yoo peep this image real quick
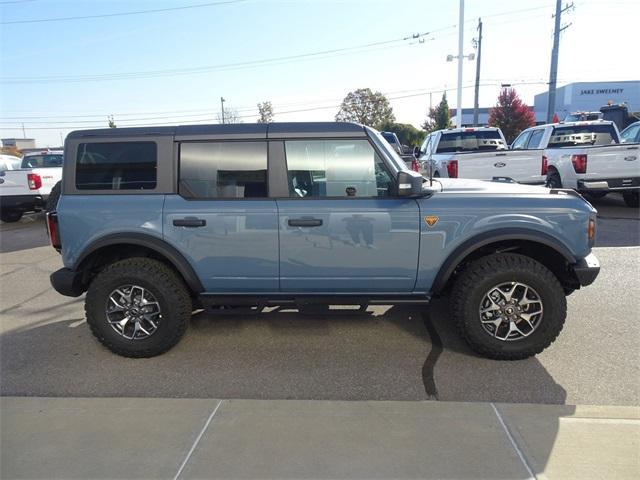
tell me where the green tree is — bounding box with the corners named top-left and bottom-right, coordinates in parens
top-left (257, 101), bottom-right (274, 123)
top-left (488, 88), bottom-right (536, 143)
top-left (422, 93), bottom-right (451, 132)
top-left (378, 121), bottom-right (425, 147)
top-left (335, 88), bottom-right (395, 128)
top-left (108, 115), bottom-right (116, 128)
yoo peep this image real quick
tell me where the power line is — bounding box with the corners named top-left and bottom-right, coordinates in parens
top-left (0, 30), bottom-right (449, 84)
top-left (0, 0), bottom-right (246, 25)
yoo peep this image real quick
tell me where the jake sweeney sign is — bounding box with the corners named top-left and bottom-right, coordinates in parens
top-left (580, 88), bottom-right (624, 95)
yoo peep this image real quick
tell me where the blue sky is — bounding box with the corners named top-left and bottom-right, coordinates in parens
top-left (1, 0), bottom-right (638, 146)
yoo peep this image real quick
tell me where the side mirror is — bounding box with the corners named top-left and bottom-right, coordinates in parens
top-left (413, 146), bottom-right (421, 157)
top-left (397, 170), bottom-right (424, 197)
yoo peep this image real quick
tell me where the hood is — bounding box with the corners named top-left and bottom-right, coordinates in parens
top-left (434, 177), bottom-right (550, 195)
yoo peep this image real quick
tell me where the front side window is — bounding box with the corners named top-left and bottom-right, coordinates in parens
top-left (179, 141), bottom-right (268, 199)
top-left (76, 142), bottom-right (157, 190)
top-left (526, 129), bottom-right (545, 149)
top-left (285, 139), bottom-right (392, 198)
top-left (22, 154), bottom-right (63, 169)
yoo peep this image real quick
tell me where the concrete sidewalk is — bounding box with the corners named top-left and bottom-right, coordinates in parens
top-left (1, 398), bottom-right (638, 480)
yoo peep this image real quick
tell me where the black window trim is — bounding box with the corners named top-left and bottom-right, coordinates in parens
top-left (176, 139), bottom-right (271, 201)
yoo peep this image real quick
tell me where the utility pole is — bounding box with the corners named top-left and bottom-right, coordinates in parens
top-left (220, 97), bottom-right (226, 124)
top-left (455, 0), bottom-right (464, 128)
top-left (22, 123), bottom-right (26, 138)
top-left (472, 18), bottom-right (483, 126)
top-left (546, 0), bottom-right (573, 123)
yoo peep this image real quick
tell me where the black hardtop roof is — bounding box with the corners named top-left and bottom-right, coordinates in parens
top-left (66, 122), bottom-right (366, 139)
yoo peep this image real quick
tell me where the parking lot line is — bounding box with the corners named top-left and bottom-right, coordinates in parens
top-left (174, 399), bottom-right (224, 480)
top-left (491, 402), bottom-right (536, 480)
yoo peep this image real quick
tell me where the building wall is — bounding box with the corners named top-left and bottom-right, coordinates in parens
top-left (1, 138), bottom-right (36, 149)
top-left (534, 81), bottom-right (640, 121)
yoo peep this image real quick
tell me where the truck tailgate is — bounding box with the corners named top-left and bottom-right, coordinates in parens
top-left (457, 150), bottom-right (545, 184)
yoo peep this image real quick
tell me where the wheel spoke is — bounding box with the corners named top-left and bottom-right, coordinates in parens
top-left (520, 310), bottom-right (542, 322)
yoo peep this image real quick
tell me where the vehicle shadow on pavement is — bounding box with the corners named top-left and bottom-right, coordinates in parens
top-left (0, 308), bottom-right (573, 479)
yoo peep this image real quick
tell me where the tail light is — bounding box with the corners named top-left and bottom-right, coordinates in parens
top-left (447, 160), bottom-right (458, 178)
top-left (46, 212), bottom-right (61, 250)
top-left (541, 155), bottom-right (548, 175)
top-left (27, 173), bottom-right (42, 190)
top-left (571, 154), bottom-right (588, 174)
top-left (411, 158), bottom-right (420, 172)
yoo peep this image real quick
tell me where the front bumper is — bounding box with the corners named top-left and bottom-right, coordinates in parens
top-left (50, 268), bottom-right (85, 297)
top-left (571, 252), bottom-right (600, 287)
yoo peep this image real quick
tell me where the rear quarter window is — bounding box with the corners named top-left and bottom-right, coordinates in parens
top-left (75, 142), bottom-right (157, 190)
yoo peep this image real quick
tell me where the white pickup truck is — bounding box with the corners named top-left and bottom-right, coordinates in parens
top-left (0, 150), bottom-right (63, 222)
top-left (417, 121), bottom-right (623, 185)
top-left (544, 141), bottom-right (639, 207)
top-left (416, 127), bottom-right (512, 180)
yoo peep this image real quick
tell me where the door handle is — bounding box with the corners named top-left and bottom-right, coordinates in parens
top-left (288, 217), bottom-right (323, 227)
top-left (173, 217), bottom-right (206, 227)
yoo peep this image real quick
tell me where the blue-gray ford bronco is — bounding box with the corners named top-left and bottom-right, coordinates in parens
top-left (47, 122), bottom-right (600, 359)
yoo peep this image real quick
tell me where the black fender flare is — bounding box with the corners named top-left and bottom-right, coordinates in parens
top-left (73, 232), bottom-right (204, 293)
top-left (431, 228), bottom-right (576, 294)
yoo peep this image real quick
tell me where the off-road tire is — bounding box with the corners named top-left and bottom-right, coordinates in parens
top-left (622, 191), bottom-right (639, 208)
top-left (450, 253), bottom-right (566, 360)
top-left (545, 169), bottom-right (562, 189)
top-left (0, 210), bottom-right (23, 223)
top-left (46, 180), bottom-right (61, 212)
top-left (85, 257), bottom-right (191, 358)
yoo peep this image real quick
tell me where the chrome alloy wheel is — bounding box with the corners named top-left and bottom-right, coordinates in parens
top-left (106, 285), bottom-right (162, 340)
top-left (479, 282), bottom-right (543, 341)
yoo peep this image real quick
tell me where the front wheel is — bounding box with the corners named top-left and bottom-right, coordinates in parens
top-left (622, 191), bottom-right (639, 208)
top-left (85, 257), bottom-right (192, 357)
top-left (450, 253), bottom-right (567, 360)
top-left (0, 210), bottom-right (23, 223)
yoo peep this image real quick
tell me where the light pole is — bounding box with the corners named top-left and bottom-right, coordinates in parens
top-left (447, 0), bottom-right (475, 128)
top-left (220, 97), bottom-right (226, 124)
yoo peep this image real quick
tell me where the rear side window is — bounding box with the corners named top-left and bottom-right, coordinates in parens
top-left (22, 154), bottom-right (63, 168)
top-left (179, 141), bottom-right (268, 199)
top-left (76, 142), bottom-right (157, 190)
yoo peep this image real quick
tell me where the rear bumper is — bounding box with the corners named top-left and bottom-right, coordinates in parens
top-left (50, 268), bottom-right (85, 297)
top-left (571, 253), bottom-right (600, 287)
top-left (0, 194), bottom-right (44, 211)
top-left (578, 177), bottom-right (640, 192)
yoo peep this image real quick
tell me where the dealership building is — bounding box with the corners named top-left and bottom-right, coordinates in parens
top-left (534, 80), bottom-right (640, 121)
top-left (454, 80), bottom-right (639, 126)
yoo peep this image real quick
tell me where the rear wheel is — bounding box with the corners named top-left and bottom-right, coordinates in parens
top-left (0, 210), bottom-right (23, 223)
top-left (451, 253), bottom-right (566, 360)
top-left (545, 169), bottom-right (562, 189)
top-left (622, 191), bottom-right (639, 208)
top-left (85, 257), bottom-right (192, 357)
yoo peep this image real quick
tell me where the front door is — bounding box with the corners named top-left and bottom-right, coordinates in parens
top-left (163, 140), bottom-right (279, 293)
top-left (277, 138), bottom-right (420, 293)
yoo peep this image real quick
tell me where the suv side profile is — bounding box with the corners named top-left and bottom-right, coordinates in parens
top-left (48, 122), bottom-right (599, 359)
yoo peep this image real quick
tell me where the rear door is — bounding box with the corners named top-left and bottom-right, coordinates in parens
top-left (163, 140), bottom-right (279, 293)
top-left (275, 137), bottom-right (420, 293)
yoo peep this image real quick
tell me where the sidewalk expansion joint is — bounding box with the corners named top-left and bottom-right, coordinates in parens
top-left (490, 402), bottom-right (536, 480)
top-left (173, 399), bottom-right (224, 480)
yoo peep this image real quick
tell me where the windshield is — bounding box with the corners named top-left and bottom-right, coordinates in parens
top-left (436, 130), bottom-right (506, 153)
top-left (550, 124), bottom-right (619, 147)
top-left (21, 154), bottom-right (64, 168)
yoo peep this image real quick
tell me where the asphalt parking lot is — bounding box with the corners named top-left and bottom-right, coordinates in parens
top-left (1, 194), bottom-right (638, 405)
